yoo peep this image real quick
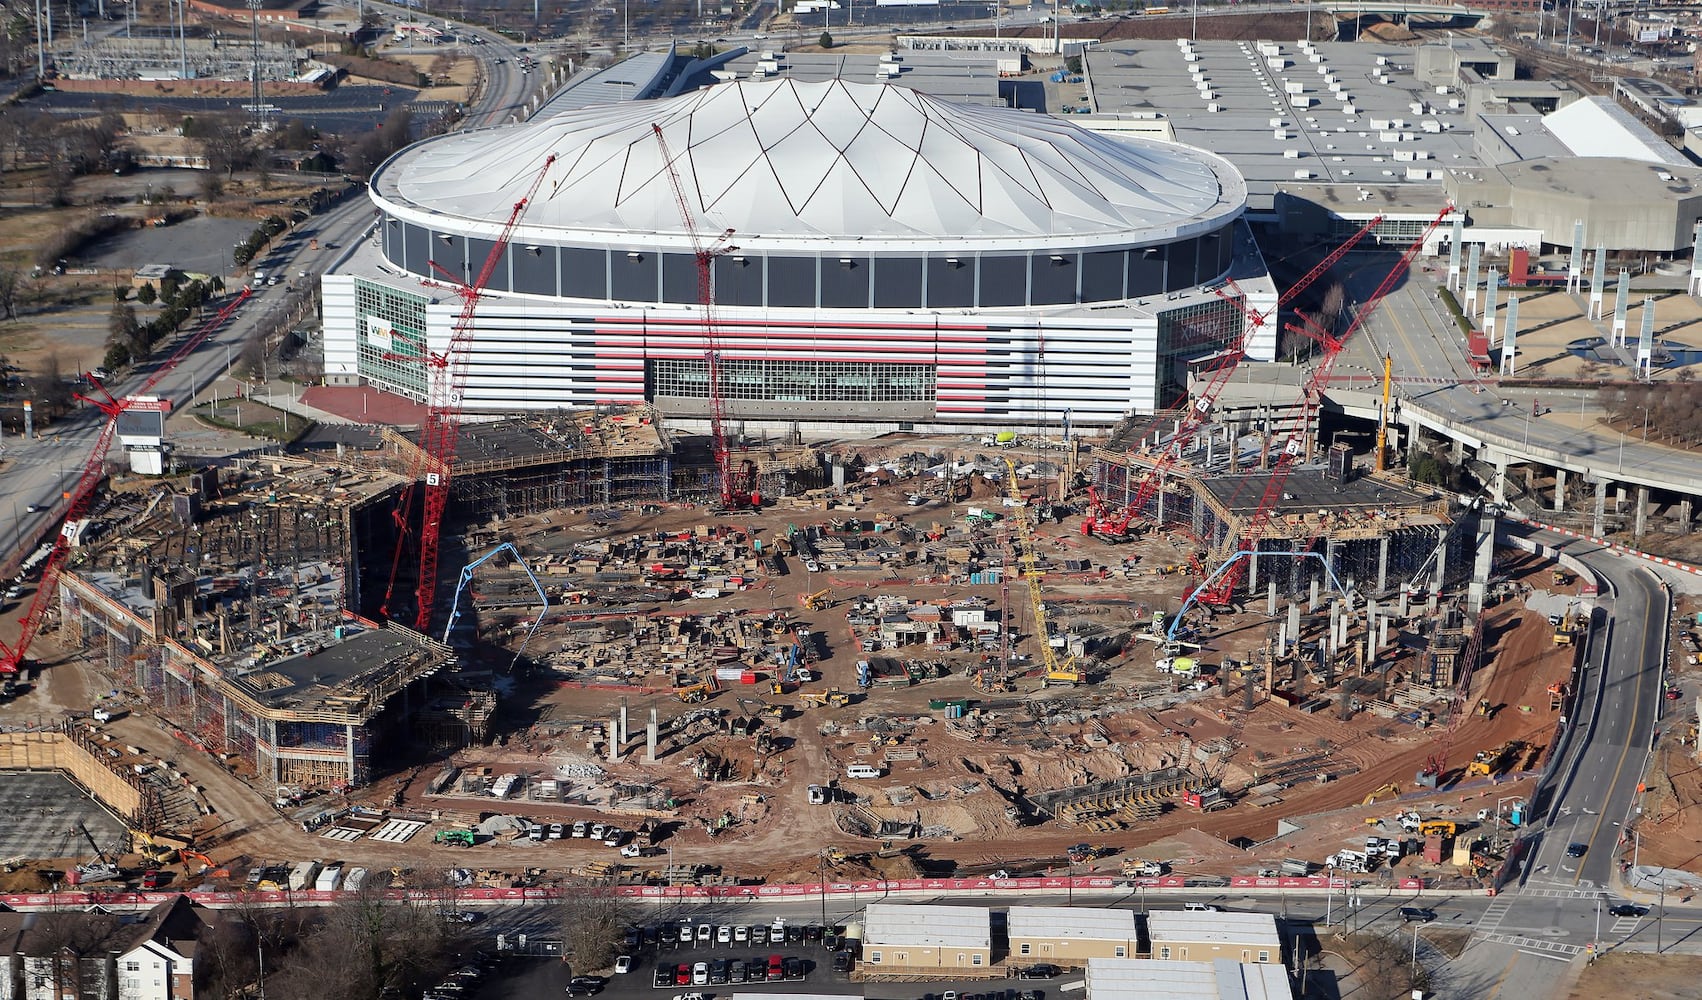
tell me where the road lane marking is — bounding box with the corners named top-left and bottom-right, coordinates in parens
top-left (1573, 579), bottom-right (1654, 886)
top-left (1483, 949), bottom-right (1522, 1000)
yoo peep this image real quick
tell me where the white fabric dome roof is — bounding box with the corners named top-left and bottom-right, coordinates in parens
top-left (379, 78), bottom-right (1243, 249)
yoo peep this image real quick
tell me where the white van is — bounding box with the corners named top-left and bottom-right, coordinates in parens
top-left (845, 764), bottom-right (884, 779)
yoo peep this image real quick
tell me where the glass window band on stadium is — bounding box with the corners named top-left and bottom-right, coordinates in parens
top-left (376, 216), bottom-right (1238, 310)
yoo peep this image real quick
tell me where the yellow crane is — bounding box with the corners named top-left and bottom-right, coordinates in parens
top-left (1004, 458), bottom-right (1079, 685)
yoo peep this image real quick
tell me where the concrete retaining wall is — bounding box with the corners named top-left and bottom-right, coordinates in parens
top-left (0, 730), bottom-right (144, 822)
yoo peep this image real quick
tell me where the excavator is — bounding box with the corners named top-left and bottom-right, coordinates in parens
top-left (180, 849), bottom-right (230, 879)
top-left (801, 589), bottom-right (833, 611)
top-left (1362, 782), bottom-right (1400, 806)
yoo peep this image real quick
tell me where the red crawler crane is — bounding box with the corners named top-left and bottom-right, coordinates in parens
top-left (0, 288), bottom-right (252, 674)
top-left (651, 123), bottom-right (753, 510)
top-left (381, 155), bottom-right (557, 631)
top-left (1088, 215), bottom-right (1385, 542)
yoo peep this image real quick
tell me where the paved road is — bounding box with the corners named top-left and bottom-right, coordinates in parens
top-left (1335, 264), bottom-right (1702, 498)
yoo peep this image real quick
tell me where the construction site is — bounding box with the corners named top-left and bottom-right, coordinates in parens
top-left (0, 174), bottom-right (1594, 901)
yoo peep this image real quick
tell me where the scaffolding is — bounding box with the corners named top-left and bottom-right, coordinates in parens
top-left (60, 35), bottom-right (310, 83)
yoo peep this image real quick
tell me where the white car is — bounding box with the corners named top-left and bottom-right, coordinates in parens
top-left (613, 956), bottom-right (632, 975)
top-left (716, 925), bottom-right (732, 945)
top-left (733, 925), bottom-right (750, 943)
top-left (692, 963), bottom-right (709, 986)
top-left (619, 844), bottom-right (643, 858)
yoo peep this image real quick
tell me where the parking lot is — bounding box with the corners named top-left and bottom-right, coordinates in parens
top-left (468, 916), bottom-right (1069, 1000)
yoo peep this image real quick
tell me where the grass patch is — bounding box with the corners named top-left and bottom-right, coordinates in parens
top-left (193, 397), bottom-right (313, 443)
top-left (1437, 286), bottom-right (1471, 334)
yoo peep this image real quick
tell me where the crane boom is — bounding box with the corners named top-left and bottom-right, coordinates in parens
top-left (1, 287), bottom-right (252, 674)
top-left (1092, 215), bottom-right (1385, 541)
top-left (384, 155), bottom-right (556, 632)
top-left (1194, 205), bottom-right (1453, 606)
top-left (1005, 458), bottom-right (1078, 684)
top-left (651, 123), bottom-right (749, 510)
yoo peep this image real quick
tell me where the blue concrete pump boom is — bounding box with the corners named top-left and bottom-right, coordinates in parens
top-left (442, 543), bottom-right (551, 668)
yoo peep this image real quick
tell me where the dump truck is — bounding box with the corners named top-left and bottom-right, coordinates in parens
top-left (799, 689), bottom-right (851, 709)
top-left (1121, 859), bottom-right (1167, 877)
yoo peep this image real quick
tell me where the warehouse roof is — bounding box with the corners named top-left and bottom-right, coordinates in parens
top-left (1145, 910), bottom-right (1281, 949)
top-left (1008, 906), bottom-right (1136, 940)
top-left (1086, 958), bottom-right (1291, 1000)
top-left (864, 903), bottom-right (991, 949)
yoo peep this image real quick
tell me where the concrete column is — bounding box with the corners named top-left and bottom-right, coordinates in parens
top-left (1635, 486), bottom-right (1650, 538)
top-left (1156, 482), bottom-right (1166, 526)
top-left (1289, 602), bottom-right (1301, 644)
top-left (1491, 458), bottom-right (1508, 505)
top-left (1616, 485), bottom-right (1630, 513)
top-left (1398, 589), bottom-right (1409, 618)
top-left (347, 723), bottom-right (357, 783)
top-left (1267, 581), bottom-right (1278, 616)
top-left (646, 708), bottom-right (660, 763)
top-left (1378, 615), bottom-right (1390, 650)
top-left (1681, 498), bottom-right (1694, 536)
top-left (608, 715), bottom-right (621, 762)
top-left (620, 703), bottom-right (629, 744)
top-left (1594, 478), bottom-right (1608, 537)
top-left (1467, 508), bottom-right (1496, 614)
top-left (1553, 468), bottom-right (1566, 513)
top-left (1376, 535), bottom-right (1390, 594)
top-left (1365, 621), bottom-right (1375, 670)
top-left (1430, 530), bottom-right (1448, 595)
top-left (1310, 579), bottom-right (1320, 611)
top-left (1450, 438), bottom-right (1465, 464)
top-left (1248, 549), bottom-right (1259, 591)
top-left (1277, 620), bottom-right (1289, 658)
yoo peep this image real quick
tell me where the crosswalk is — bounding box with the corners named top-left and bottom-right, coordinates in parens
top-left (1609, 913), bottom-right (1644, 935)
top-left (1518, 887), bottom-right (1605, 900)
top-left (1477, 931), bottom-right (1586, 957)
top-left (1476, 894), bottom-right (1517, 936)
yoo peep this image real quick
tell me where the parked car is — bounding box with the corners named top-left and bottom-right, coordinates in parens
top-left (613, 956), bottom-right (632, 975)
top-left (1018, 965), bottom-right (1061, 980)
top-left (716, 925), bottom-right (733, 945)
top-left (654, 968), bottom-right (673, 988)
top-left (734, 925), bottom-right (750, 943)
top-left (565, 976), bottom-right (604, 996)
top-left (673, 964), bottom-right (690, 986)
top-left (691, 963), bottom-right (709, 986)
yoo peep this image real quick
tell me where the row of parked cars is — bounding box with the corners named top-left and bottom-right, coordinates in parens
top-left (652, 955), bottom-right (807, 989)
top-left (657, 920), bottom-right (834, 949)
top-left (528, 820), bottom-right (656, 856)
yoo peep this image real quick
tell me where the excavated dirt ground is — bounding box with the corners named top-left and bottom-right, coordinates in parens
top-left (0, 457), bottom-right (1607, 888)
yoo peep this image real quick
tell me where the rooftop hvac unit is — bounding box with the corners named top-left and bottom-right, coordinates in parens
top-left (1294, 169), bottom-right (1314, 179)
top-left (877, 62), bottom-right (899, 77)
top-left (1184, 52), bottom-right (1199, 62)
top-left (1292, 96), bottom-right (1313, 108)
top-left (1258, 41), bottom-right (1281, 57)
top-left (1268, 57), bottom-right (1288, 70)
top-left (1200, 90), bottom-right (1216, 101)
top-left (1285, 81), bottom-right (1306, 95)
top-left (1269, 117), bottom-right (1288, 127)
top-left (1310, 53), bottom-right (1324, 64)
top-left (1342, 104), bottom-right (1357, 115)
top-left (757, 59), bottom-right (779, 75)
top-left (1370, 118), bottom-right (1389, 130)
top-left (1207, 102), bottom-right (1222, 113)
top-left (1394, 149), bottom-right (1415, 162)
top-left (1421, 120), bottom-right (1442, 133)
top-left (1434, 85), bottom-right (1450, 95)
top-left (1284, 149), bottom-right (1302, 159)
top-left (1274, 128), bottom-right (1291, 139)
top-left (1177, 37), bottom-right (1192, 48)
top-left (1448, 98), bottom-right (1462, 109)
top-left (1376, 56), bottom-right (1388, 66)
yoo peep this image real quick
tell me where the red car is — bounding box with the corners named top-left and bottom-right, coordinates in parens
top-left (139, 870), bottom-right (163, 890)
top-left (674, 964), bottom-right (691, 986)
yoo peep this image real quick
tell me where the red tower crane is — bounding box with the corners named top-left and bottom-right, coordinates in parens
top-left (380, 155), bottom-right (557, 631)
top-left (0, 288), bottom-right (253, 675)
top-left (1193, 205), bottom-right (1453, 607)
top-left (1087, 214), bottom-right (1387, 542)
top-left (650, 123), bottom-right (752, 510)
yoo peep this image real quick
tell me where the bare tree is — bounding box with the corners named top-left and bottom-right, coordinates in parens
top-left (0, 266), bottom-right (23, 321)
top-left (555, 883), bottom-right (631, 973)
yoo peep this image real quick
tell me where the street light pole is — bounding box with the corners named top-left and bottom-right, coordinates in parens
top-left (1325, 865), bottom-right (1334, 927)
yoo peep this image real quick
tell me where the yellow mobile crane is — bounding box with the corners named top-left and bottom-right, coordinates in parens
top-left (1004, 458), bottom-right (1080, 685)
